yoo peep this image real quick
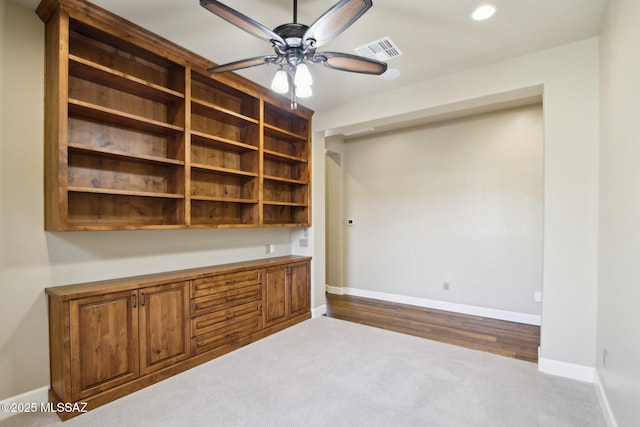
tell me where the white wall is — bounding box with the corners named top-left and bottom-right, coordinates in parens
top-left (340, 105), bottom-right (543, 316)
top-left (598, 0), bottom-right (640, 424)
top-left (315, 38), bottom-right (600, 369)
top-left (0, 1), bottom-right (299, 400)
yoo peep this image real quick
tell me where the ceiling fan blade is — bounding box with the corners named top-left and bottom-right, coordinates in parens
top-left (207, 55), bottom-right (279, 74)
top-left (303, 0), bottom-right (372, 48)
top-left (315, 51), bottom-right (387, 75)
top-left (200, 0), bottom-right (286, 46)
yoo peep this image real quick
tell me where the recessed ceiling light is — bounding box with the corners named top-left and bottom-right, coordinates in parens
top-left (471, 4), bottom-right (497, 21)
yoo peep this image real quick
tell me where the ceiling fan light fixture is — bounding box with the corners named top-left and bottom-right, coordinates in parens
top-left (271, 67), bottom-right (289, 94)
top-left (296, 84), bottom-right (313, 98)
top-left (471, 4), bottom-right (496, 21)
top-left (294, 63), bottom-right (313, 87)
top-left (201, 0), bottom-right (387, 109)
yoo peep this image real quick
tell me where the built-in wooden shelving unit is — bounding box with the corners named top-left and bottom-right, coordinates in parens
top-left (38, 0), bottom-right (312, 231)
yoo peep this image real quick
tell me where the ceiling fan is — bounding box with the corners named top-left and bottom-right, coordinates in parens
top-left (200, 0), bottom-right (388, 108)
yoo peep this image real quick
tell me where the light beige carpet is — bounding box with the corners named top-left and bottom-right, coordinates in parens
top-left (2, 316), bottom-right (605, 426)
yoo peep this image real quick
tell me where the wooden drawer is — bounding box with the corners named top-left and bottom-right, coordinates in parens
top-left (191, 316), bottom-right (262, 355)
top-left (191, 283), bottom-right (261, 318)
top-left (191, 301), bottom-right (261, 337)
top-left (190, 269), bottom-right (261, 299)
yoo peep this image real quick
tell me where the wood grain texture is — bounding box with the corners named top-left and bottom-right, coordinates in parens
top-left (41, 0), bottom-right (312, 231)
top-left (46, 256), bottom-right (311, 420)
top-left (290, 262), bottom-right (311, 317)
top-left (138, 282), bottom-right (190, 375)
top-left (326, 293), bottom-right (540, 363)
top-left (69, 290), bottom-right (139, 401)
top-left (263, 266), bottom-right (287, 327)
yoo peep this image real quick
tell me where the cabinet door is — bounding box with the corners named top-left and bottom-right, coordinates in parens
top-left (138, 281), bottom-right (190, 375)
top-left (70, 290), bottom-right (139, 401)
top-left (263, 266), bottom-right (287, 327)
top-left (289, 262), bottom-right (310, 317)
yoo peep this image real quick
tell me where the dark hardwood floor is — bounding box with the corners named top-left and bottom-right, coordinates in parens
top-left (325, 293), bottom-right (540, 363)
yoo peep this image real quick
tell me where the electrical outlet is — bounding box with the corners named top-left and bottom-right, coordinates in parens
top-left (299, 238), bottom-right (309, 247)
top-left (534, 291), bottom-right (542, 302)
top-left (443, 282), bottom-right (450, 291)
top-left (266, 244), bottom-right (275, 254)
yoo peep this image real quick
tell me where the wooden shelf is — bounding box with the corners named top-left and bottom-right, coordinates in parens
top-left (191, 71), bottom-right (259, 121)
top-left (68, 18), bottom-right (185, 93)
top-left (264, 102), bottom-right (309, 140)
top-left (69, 99), bottom-right (184, 135)
top-left (191, 102), bottom-right (259, 148)
top-left (192, 98), bottom-right (258, 126)
top-left (263, 201), bottom-right (308, 207)
top-left (191, 131), bottom-right (258, 152)
top-left (68, 142), bottom-right (184, 166)
top-left (191, 195), bottom-right (258, 203)
top-left (68, 186), bottom-right (184, 199)
top-left (263, 149), bottom-right (308, 163)
top-left (190, 199), bottom-right (259, 226)
top-left (263, 175), bottom-right (307, 185)
top-left (68, 55), bottom-right (184, 102)
top-left (191, 163), bottom-right (258, 178)
top-left (41, 0), bottom-right (311, 231)
top-left (263, 123), bottom-right (307, 141)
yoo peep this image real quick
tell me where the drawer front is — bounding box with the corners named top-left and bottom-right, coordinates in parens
top-left (191, 316), bottom-right (262, 355)
top-left (190, 269), bottom-right (261, 299)
top-left (191, 301), bottom-right (261, 337)
top-left (191, 284), bottom-right (261, 318)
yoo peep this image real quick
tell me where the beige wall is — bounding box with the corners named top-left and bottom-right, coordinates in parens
top-left (4, 0), bottom-right (630, 414)
top-left (0, 1), bottom-right (301, 400)
top-left (336, 105), bottom-right (543, 315)
top-left (598, 0), bottom-right (640, 424)
top-left (315, 38), bottom-right (600, 368)
top-left (325, 136), bottom-right (345, 288)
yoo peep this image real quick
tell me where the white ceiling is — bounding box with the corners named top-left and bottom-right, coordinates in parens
top-left (15, 0), bottom-right (608, 113)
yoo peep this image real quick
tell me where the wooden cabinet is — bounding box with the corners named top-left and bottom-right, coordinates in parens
top-left (38, 0), bottom-right (312, 231)
top-left (69, 290), bottom-right (140, 401)
top-left (190, 269), bottom-right (263, 355)
top-left (264, 261), bottom-right (311, 327)
top-left (52, 282), bottom-right (190, 406)
top-left (138, 283), bottom-right (191, 374)
top-left (46, 256), bottom-right (310, 419)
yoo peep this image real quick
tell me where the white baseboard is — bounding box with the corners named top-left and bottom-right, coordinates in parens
top-left (535, 358), bottom-right (618, 425)
top-left (0, 386), bottom-right (49, 421)
top-left (326, 286), bottom-right (541, 325)
top-left (325, 285), bottom-right (344, 295)
top-left (537, 357), bottom-right (595, 383)
top-left (311, 304), bottom-right (327, 318)
top-left (594, 370), bottom-right (619, 427)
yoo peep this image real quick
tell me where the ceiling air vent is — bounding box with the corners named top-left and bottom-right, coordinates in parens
top-left (355, 36), bottom-right (403, 61)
